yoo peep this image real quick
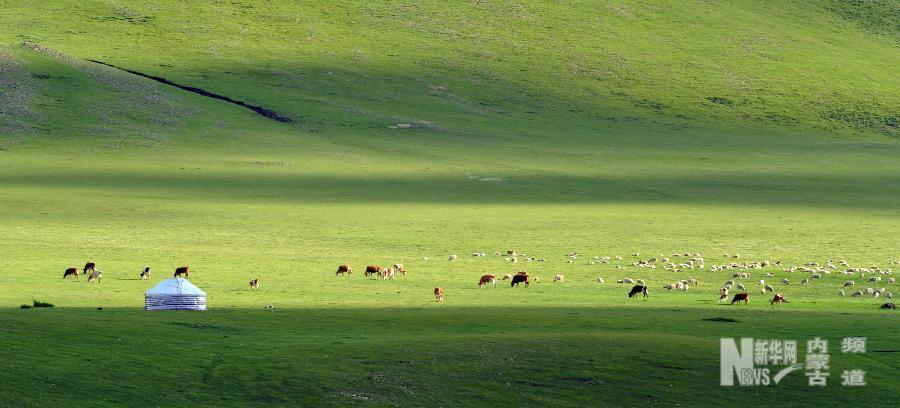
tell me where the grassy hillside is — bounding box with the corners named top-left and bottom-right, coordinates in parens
top-left (1, 1), bottom-right (899, 406)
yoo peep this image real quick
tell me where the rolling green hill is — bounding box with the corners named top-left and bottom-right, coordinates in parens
top-left (1, 1), bottom-right (898, 406)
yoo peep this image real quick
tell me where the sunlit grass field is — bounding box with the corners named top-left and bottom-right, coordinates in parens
top-left (1, 0), bottom-right (898, 405)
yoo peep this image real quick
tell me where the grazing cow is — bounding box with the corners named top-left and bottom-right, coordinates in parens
top-left (554, 275), bottom-right (565, 283)
top-left (335, 264), bottom-right (352, 276)
top-left (434, 287), bottom-right (444, 303)
top-left (731, 293), bottom-right (749, 304)
top-left (364, 265), bottom-right (381, 278)
top-left (83, 262), bottom-right (96, 275)
top-left (88, 269), bottom-right (102, 283)
top-left (478, 274), bottom-right (497, 288)
top-left (628, 285), bottom-right (649, 298)
top-left (174, 266), bottom-right (189, 278)
top-left (511, 273), bottom-right (530, 287)
top-left (63, 267), bottom-right (79, 279)
top-left (393, 264), bottom-right (406, 275)
top-left (140, 266), bottom-right (151, 280)
top-left (381, 267), bottom-right (395, 280)
top-left (770, 293), bottom-right (786, 305)
top-left (249, 278), bottom-right (259, 289)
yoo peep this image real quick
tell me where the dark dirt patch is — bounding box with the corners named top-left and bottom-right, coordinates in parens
top-left (702, 317), bottom-right (738, 322)
top-left (706, 96), bottom-right (734, 106)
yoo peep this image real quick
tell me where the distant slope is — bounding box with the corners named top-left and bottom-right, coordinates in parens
top-left (1, 0), bottom-right (897, 140)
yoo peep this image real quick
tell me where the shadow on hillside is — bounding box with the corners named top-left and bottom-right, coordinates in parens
top-left (4, 170), bottom-right (900, 210)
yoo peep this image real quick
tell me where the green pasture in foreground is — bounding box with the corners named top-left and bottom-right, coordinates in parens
top-left (1, 0), bottom-right (899, 406)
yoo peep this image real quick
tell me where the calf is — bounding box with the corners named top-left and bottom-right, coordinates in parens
top-left (249, 278), bottom-right (259, 289)
top-left (83, 262), bottom-right (96, 275)
top-left (628, 285), bottom-right (648, 298)
top-left (731, 293), bottom-right (749, 305)
top-left (88, 269), bottom-right (102, 283)
top-left (511, 273), bottom-right (530, 287)
top-left (63, 267), bottom-right (79, 279)
top-left (140, 266), bottom-right (151, 280)
top-left (770, 293), bottom-right (787, 305)
top-left (174, 266), bottom-right (189, 278)
top-left (335, 264), bottom-right (352, 276)
top-left (365, 265), bottom-right (381, 278)
top-left (393, 264), bottom-right (406, 275)
top-left (434, 287), bottom-right (444, 303)
top-left (478, 274), bottom-right (497, 288)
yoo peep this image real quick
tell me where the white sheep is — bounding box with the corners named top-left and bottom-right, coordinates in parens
top-left (597, 277), bottom-right (605, 284)
top-left (553, 275), bottom-right (565, 283)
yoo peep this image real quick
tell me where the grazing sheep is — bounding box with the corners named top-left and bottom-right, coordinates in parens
top-left (624, 278), bottom-right (634, 284)
top-left (874, 292), bottom-right (881, 299)
top-left (852, 291), bottom-right (863, 297)
top-left (844, 280), bottom-right (855, 287)
top-left (838, 290), bottom-right (845, 296)
top-left (636, 279), bottom-right (646, 286)
top-left (782, 278), bottom-right (790, 285)
top-left (502, 273), bottom-right (513, 280)
top-left (448, 254), bottom-right (458, 261)
top-left (597, 277), bottom-right (605, 284)
top-left (889, 277), bottom-right (896, 284)
top-left (737, 283), bottom-right (746, 291)
top-left (759, 279), bottom-right (765, 286)
top-left (801, 278), bottom-right (809, 286)
top-left (553, 275), bottom-right (565, 283)
top-left (887, 292), bottom-right (894, 299)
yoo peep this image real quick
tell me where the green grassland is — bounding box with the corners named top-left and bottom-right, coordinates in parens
top-left (1, 1), bottom-right (899, 406)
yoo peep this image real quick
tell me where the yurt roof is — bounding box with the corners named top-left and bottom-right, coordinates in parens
top-left (145, 278), bottom-right (206, 296)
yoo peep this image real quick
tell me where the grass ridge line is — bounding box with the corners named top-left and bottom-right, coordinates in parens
top-left (85, 58), bottom-right (295, 123)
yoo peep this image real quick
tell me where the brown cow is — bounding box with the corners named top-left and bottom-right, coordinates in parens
top-left (63, 267), bottom-right (79, 279)
top-left (174, 266), bottom-right (189, 278)
top-left (511, 273), bottom-right (530, 287)
top-left (434, 287), bottom-right (444, 303)
top-left (249, 278), bottom-right (259, 289)
top-left (770, 293), bottom-right (787, 305)
top-left (731, 293), bottom-right (749, 304)
top-left (365, 265), bottom-right (381, 278)
top-left (335, 264), bottom-right (352, 276)
top-left (478, 274), bottom-right (497, 288)
top-left (393, 264), bottom-right (406, 275)
top-left (83, 262), bottom-right (96, 275)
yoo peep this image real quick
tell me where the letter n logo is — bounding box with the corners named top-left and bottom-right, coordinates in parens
top-left (721, 338), bottom-right (754, 386)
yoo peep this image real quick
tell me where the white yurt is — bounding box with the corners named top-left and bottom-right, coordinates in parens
top-left (144, 278), bottom-right (207, 311)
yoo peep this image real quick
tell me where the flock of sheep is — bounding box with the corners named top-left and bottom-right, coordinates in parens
top-left (418, 250), bottom-right (897, 305)
top-left (61, 251), bottom-right (897, 308)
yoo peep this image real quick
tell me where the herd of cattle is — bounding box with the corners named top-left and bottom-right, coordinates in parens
top-left (61, 252), bottom-right (897, 307)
